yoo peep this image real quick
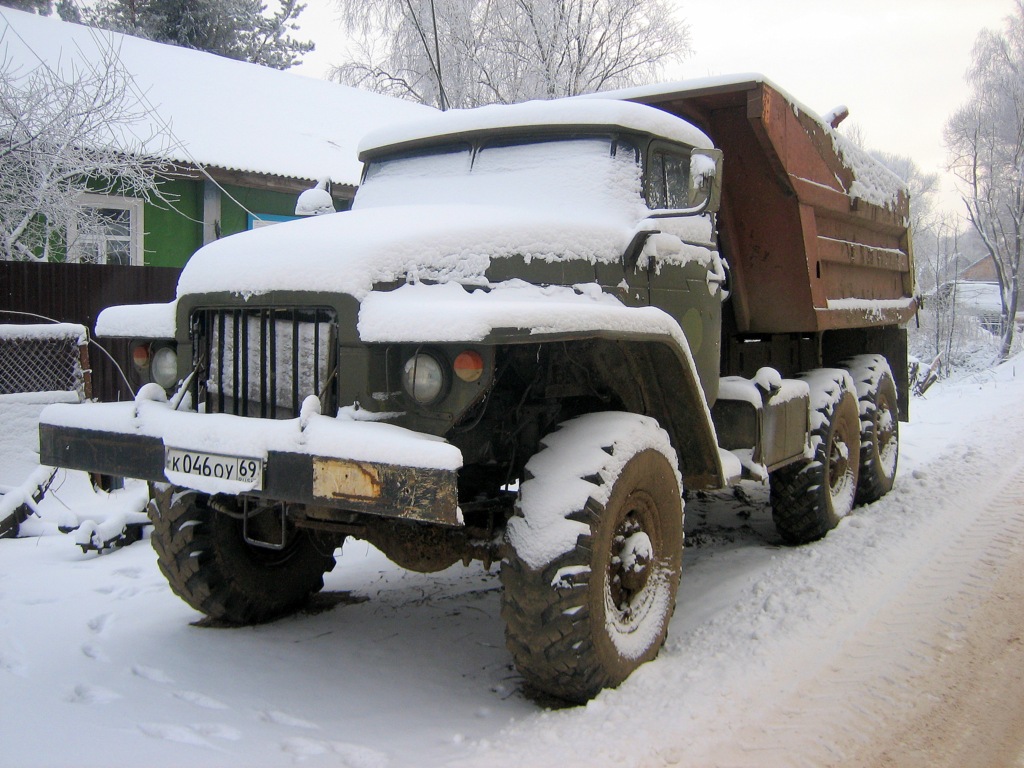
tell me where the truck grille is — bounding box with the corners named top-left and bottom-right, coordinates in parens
top-left (191, 307), bottom-right (337, 419)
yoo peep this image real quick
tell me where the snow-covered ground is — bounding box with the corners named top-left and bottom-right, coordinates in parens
top-left (3, 357), bottom-right (1024, 767)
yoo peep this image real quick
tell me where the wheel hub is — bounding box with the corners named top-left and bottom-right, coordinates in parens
top-left (828, 432), bottom-right (851, 492)
top-left (608, 494), bottom-right (657, 620)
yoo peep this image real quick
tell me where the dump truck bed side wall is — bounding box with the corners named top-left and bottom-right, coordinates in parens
top-left (627, 80), bottom-right (916, 336)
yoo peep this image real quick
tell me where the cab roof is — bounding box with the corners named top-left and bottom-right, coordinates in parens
top-left (357, 98), bottom-right (714, 161)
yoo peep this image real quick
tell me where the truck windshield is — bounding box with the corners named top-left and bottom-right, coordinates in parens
top-left (355, 137), bottom-right (645, 220)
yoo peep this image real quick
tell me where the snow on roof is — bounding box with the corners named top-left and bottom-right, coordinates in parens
top-left (358, 98), bottom-right (714, 158)
top-left (0, 8), bottom-right (434, 186)
top-left (948, 281), bottom-right (1006, 315)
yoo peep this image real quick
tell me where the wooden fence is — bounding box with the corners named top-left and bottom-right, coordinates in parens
top-left (0, 261), bottom-right (181, 402)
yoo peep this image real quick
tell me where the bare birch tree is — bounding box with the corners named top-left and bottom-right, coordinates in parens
top-left (332, 0), bottom-right (690, 109)
top-left (946, 0), bottom-right (1024, 360)
top-left (0, 35), bottom-right (172, 261)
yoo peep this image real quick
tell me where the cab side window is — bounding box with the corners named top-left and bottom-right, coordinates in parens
top-left (646, 148), bottom-right (691, 209)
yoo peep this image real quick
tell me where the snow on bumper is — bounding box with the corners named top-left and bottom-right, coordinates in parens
top-left (39, 400), bottom-right (464, 526)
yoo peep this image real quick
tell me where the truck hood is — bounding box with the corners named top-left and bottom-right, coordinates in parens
top-left (176, 204), bottom-right (637, 301)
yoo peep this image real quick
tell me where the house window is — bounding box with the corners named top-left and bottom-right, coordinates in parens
top-left (247, 213), bottom-right (299, 230)
top-left (68, 194), bottom-right (144, 266)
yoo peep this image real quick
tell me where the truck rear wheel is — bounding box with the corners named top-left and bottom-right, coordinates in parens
top-left (148, 485), bottom-right (338, 624)
top-left (501, 413), bottom-right (684, 703)
top-left (770, 370), bottom-right (861, 544)
top-left (843, 355), bottom-right (900, 504)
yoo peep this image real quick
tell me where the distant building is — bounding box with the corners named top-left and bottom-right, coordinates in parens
top-left (959, 256), bottom-right (999, 283)
top-left (934, 255), bottom-right (1024, 331)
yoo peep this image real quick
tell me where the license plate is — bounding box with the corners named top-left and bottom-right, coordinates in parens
top-left (165, 447), bottom-right (264, 490)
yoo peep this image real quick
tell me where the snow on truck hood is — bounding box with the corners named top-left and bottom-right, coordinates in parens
top-left (175, 203), bottom-right (636, 301)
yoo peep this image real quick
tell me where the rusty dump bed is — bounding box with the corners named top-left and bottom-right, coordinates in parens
top-left (624, 76), bottom-right (915, 335)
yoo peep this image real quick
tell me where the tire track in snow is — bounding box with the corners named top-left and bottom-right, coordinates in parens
top-left (690, 455), bottom-right (1024, 767)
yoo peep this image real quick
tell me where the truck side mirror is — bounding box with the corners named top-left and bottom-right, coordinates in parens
top-left (688, 148), bottom-right (723, 212)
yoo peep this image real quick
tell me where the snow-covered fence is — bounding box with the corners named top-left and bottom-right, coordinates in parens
top-left (0, 323), bottom-right (90, 400)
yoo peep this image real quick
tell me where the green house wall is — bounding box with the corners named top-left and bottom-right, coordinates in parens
top-left (141, 179), bottom-right (316, 269)
top-left (142, 178), bottom-right (202, 268)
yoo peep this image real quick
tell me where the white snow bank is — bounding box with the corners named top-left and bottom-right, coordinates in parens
top-left (359, 98), bottom-right (713, 158)
top-left (95, 302), bottom-right (177, 339)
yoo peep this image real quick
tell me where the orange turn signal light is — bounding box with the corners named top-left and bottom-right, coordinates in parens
top-left (453, 350), bottom-right (484, 382)
top-left (131, 344), bottom-right (151, 369)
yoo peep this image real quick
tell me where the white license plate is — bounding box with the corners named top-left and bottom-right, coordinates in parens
top-left (165, 447), bottom-right (264, 490)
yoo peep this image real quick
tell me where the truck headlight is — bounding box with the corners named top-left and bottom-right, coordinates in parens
top-left (151, 345), bottom-right (179, 388)
top-left (402, 352), bottom-right (446, 405)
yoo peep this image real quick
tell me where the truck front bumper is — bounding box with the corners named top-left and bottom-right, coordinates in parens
top-left (39, 400), bottom-right (462, 526)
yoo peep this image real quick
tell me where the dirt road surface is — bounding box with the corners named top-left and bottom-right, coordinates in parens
top-left (669, 461), bottom-right (1024, 768)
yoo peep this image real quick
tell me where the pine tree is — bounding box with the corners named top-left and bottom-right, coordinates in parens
top-left (84, 0), bottom-right (313, 70)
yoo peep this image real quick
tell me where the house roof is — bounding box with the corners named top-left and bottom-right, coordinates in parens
top-left (0, 8), bottom-right (434, 187)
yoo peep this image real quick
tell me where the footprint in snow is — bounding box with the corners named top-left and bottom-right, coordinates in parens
top-left (280, 737), bottom-right (388, 767)
top-left (67, 683), bottom-right (121, 704)
top-left (81, 643), bottom-right (109, 663)
top-left (87, 613), bottom-right (111, 634)
top-left (193, 723), bottom-right (242, 741)
top-left (0, 651), bottom-right (29, 677)
top-left (114, 567), bottom-right (142, 579)
top-left (132, 664), bottom-right (174, 683)
top-left (138, 722), bottom-right (241, 746)
top-left (261, 710), bottom-right (319, 729)
top-left (174, 690), bottom-right (229, 710)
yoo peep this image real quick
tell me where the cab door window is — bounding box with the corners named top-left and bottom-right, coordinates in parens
top-left (646, 148), bottom-right (691, 209)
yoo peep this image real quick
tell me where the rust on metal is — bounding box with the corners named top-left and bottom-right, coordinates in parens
top-left (626, 79), bottom-right (915, 335)
top-left (313, 458), bottom-right (382, 500)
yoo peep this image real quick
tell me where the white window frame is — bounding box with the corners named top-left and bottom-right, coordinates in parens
top-left (68, 193), bottom-right (145, 266)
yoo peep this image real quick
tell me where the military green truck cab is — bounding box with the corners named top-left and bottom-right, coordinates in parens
top-left (40, 79), bottom-right (913, 704)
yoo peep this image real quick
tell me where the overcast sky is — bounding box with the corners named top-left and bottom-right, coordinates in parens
top-left (295, 0), bottom-right (1017, 214)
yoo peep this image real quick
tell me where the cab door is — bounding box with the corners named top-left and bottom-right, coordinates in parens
top-left (642, 143), bottom-right (726, 405)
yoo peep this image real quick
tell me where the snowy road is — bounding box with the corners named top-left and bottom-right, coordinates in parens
top-left (2, 359), bottom-right (1024, 767)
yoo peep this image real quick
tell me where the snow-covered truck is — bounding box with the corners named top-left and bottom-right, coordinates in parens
top-left (39, 76), bottom-right (914, 703)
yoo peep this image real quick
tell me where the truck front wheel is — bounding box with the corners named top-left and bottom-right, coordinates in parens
top-left (501, 413), bottom-right (684, 703)
top-left (148, 485), bottom-right (338, 624)
top-left (770, 370), bottom-right (861, 544)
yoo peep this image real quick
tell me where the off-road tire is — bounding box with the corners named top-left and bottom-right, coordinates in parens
top-left (501, 413), bottom-right (684, 703)
top-left (843, 355), bottom-right (900, 504)
top-left (770, 370), bottom-right (861, 545)
top-left (149, 485), bottom-right (338, 624)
